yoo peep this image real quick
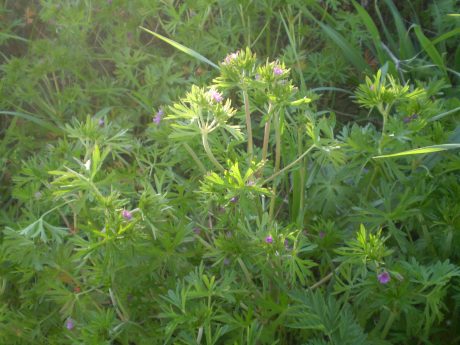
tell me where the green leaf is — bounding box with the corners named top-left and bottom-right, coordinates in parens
top-left (432, 27), bottom-right (460, 45)
top-left (413, 25), bottom-right (447, 76)
top-left (316, 22), bottom-right (370, 73)
top-left (383, 0), bottom-right (415, 59)
top-left (352, 0), bottom-right (386, 63)
top-left (139, 26), bottom-right (219, 69)
top-left (0, 111), bottom-right (61, 133)
top-left (374, 144), bottom-right (460, 158)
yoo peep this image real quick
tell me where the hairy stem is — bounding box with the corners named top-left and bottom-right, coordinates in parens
top-left (297, 127), bottom-right (305, 226)
top-left (377, 103), bottom-right (390, 154)
top-left (269, 111), bottom-right (281, 220)
top-left (263, 145), bottom-right (315, 185)
top-left (183, 143), bottom-right (207, 173)
top-left (243, 89), bottom-right (253, 160)
top-left (261, 103), bottom-right (273, 162)
top-left (381, 309), bottom-right (397, 339)
top-left (202, 131), bottom-right (224, 171)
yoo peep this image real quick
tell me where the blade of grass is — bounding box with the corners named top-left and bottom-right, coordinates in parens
top-left (352, 0), bottom-right (386, 64)
top-left (383, 0), bottom-right (416, 59)
top-left (279, 12), bottom-right (306, 92)
top-left (0, 111), bottom-right (61, 133)
top-left (413, 25), bottom-right (447, 77)
top-left (374, 144), bottom-right (460, 159)
top-left (139, 26), bottom-right (219, 70)
top-left (428, 106), bottom-right (460, 122)
top-left (432, 27), bottom-right (460, 45)
top-left (303, 10), bottom-right (370, 74)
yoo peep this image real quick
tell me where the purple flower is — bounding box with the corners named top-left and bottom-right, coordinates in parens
top-left (284, 239), bottom-right (290, 249)
top-left (378, 271), bottom-right (391, 284)
top-left (65, 318), bottom-right (75, 330)
top-left (98, 118), bottom-right (105, 127)
top-left (403, 113), bottom-right (419, 124)
top-left (255, 74), bottom-right (261, 80)
top-left (223, 52), bottom-right (238, 65)
top-left (265, 235), bottom-right (273, 244)
top-left (193, 227), bottom-right (201, 235)
top-left (223, 258), bottom-right (230, 265)
top-left (369, 85), bottom-right (375, 91)
top-left (122, 209), bottom-right (132, 220)
top-left (230, 196), bottom-right (238, 203)
top-left (153, 109), bottom-right (164, 125)
top-left (208, 89), bottom-right (223, 103)
top-left (319, 231), bottom-right (326, 239)
top-left (273, 66), bottom-right (284, 76)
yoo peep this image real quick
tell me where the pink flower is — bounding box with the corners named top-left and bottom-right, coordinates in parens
top-left (273, 66), bottom-right (284, 75)
top-left (223, 52), bottom-right (238, 65)
top-left (265, 235), bottom-right (273, 244)
top-left (378, 271), bottom-right (391, 284)
top-left (153, 109), bottom-right (164, 125)
top-left (208, 89), bottom-right (223, 103)
top-left (65, 318), bottom-right (75, 330)
top-left (122, 209), bottom-right (133, 220)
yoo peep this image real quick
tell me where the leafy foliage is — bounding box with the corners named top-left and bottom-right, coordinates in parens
top-left (1, 1), bottom-right (460, 344)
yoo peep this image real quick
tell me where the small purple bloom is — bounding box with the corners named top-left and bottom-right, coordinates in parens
top-left (369, 85), bottom-right (375, 91)
top-left (223, 52), bottom-right (238, 65)
top-left (193, 227), bottom-right (201, 235)
top-left (153, 109), bottom-right (164, 125)
top-left (284, 239), bottom-right (290, 248)
top-left (255, 74), bottom-right (261, 80)
top-left (265, 235), bottom-right (273, 244)
top-left (230, 196), bottom-right (238, 203)
top-left (319, 231), bottom-right (326, 239)
top-left (208, 89), bottom-right (223, 103)
top-left (223, 258), bottom-right (230, 265)
top-left (403, 113), bottom-right (419, 124)
top-left (65, 318), bottom-right (75, 330)
top-left (98, 118), bottom-right (105, 127)
top-left (378, 271), bottom-right (391, 284)
top-left (122, 209), bottom-right (132, 220)
top-left (273, 66), bottom-right (284, 76)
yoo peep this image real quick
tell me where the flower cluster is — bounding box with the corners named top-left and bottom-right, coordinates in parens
top-left (153, 109), bottom-right (164, 125)
top-left (208, 88), bottom-right (223, 103)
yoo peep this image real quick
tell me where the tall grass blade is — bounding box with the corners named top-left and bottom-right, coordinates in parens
top-left (428, 106), bottom-right (460, 122)
top-left (432, 28), bottom-right (460, 45)
top-left (383, 0), bottom-right (415, 59)
top-left (413, 25), bottom-right (447, 76)
top-left (139, 26), bottom-right (219, 70)
top-left (0, 111), bottom-right (61, 133)
top-left (352, 0), bottom-right (386, 64)
top-left (320, 22), bottom-right (370, 73)
top-left (374, 144), bottom-right (460, 159)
